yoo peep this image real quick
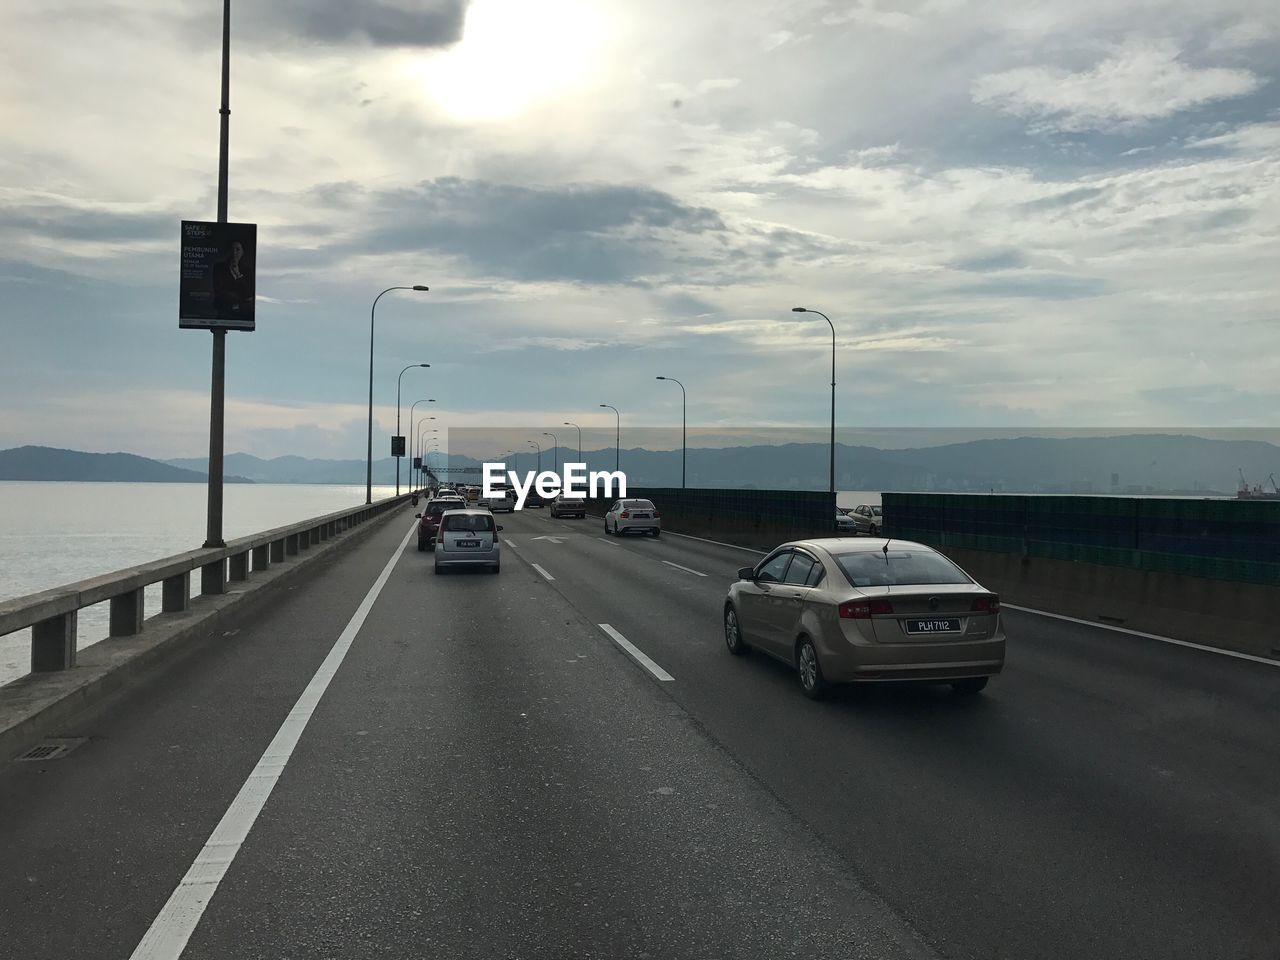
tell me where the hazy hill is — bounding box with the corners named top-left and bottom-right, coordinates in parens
top-left (166, 453), bottom-right (407, 486)
top-left (0, 446), bottom-right (253, 483)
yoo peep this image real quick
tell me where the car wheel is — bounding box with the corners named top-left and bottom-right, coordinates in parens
top-left (651, 528), bottom-right (661, 538)
top-left (870, 524), bottom-right (879, 536)
top-left (417, 540), bottom-right (425, 552)
top-left (490, 562), bottom-right (500, 574)
top-left (796, 637), bottom-right (828, 700)
top-left (433, 561), bottom-right (443, 575)
top-left (724, 605), bottom-right (748, 656)
top-left (951, 677), bottom-right (988, 696)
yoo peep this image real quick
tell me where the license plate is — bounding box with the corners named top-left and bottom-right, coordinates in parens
top-left (456, 539), bottom-right (480, 548)
top-left (904, 618), bottom-right (961, 634)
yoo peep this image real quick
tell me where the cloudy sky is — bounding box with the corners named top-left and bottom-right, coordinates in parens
top-left (1, 0), bottom-right (1277, 459)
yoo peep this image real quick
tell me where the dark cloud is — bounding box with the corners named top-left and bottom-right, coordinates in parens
top-left (1020, 186), bottom-right (1106, 211)
top-left (188, 0), bottom-right (468, 49)
top-left (0, 201), bottom-right (172, 245)
top-left (950, 249), bottom-right (1027, 272)
top-left (331, 177), bottom-right (726, 284)
top-left (952, 272), bottom-right (1107, 300)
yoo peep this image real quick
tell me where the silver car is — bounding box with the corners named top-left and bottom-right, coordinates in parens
top-left (723, 539), bottom-right (1004, 699)
top-left (848, 503), bottom-right (883, 536)
top-left (835, 511), bottom-right (857, 534)
top-left (604, 498), bottom-right (660, 537)
top-left (550, 493), bottom-right (586, 518)
top-left (485, 488), bottom-right (516, 512)
top-left (434, 508), bottom-right (503, 574)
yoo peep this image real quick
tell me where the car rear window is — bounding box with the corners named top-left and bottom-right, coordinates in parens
top-left (442, 514), bottom-right (495, 532)
top-left (835, 550), bottom-right (969, 587)
top-left (625, 500), bottom-right (654, 509)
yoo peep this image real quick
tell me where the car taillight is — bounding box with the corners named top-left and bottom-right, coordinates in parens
top-left (838, 598), bottom-right (893, 619)
top-left (620, 511), bottom-right (629, 518)
top-left (972, 595), bottom-right (1000, 613)
top-left (653, 511), bottom-right (660, 518)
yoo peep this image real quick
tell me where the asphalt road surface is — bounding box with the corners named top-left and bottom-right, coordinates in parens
top-left (1, 504), bottom-right (1276, 960)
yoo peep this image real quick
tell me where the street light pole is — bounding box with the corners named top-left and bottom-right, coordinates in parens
top-left (542, 432), bottom-right (558, 475)
top-left (599, 404), bottom-right (620, 472)
top-left (408, 398), bottom-right (435, 489)
top-left (792, 307), bottom-right (836, 497)
top-left (527, 439), bottom-right (541, 474)
top-left (562, 422), bottom-right (582, 463)
top-left (655, 376), bottom-right (686, 488)
top-left (202, 0), bottom-right (232, 552)
top-left (395, 363), bottom-right (430, 496)
top-left (419, 422), bottom-right (438, 487)
top-left (366, 284), bottom-right (428, 504)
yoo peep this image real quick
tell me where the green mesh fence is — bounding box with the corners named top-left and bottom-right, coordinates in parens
top-left (883, 493), bottom-right (1279, 585)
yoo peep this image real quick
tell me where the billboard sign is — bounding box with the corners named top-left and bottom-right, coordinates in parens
top-left (391, 436), bottom-right (406, 457)
top-left (413, 456), bottom-right (422, 470)
top-left (179, 220), bottom-right (257, 331)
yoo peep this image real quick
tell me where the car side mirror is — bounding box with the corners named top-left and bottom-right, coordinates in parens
top-left (737, 566), bottom-right (756, 581)
top-left (496, 525), bottom-right (504, 531)
top-left (414, 513), bottom-right (421, 518)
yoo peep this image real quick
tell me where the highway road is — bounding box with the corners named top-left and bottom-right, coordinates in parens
top-left (1, 504), bottom-right (1277, 959)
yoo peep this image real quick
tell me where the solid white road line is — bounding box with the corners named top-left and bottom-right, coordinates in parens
top-left (598, 624), bottom-right (674, 682)
top-left (1004, 603), bottom-right (1280, 667)
top-left (658, 529), bottom-right (767, 554)
top-left (531, 563), bottom-right (555, 581)
top-left (129, 521), bottom-right (418, 960)
top-left (662, 559), bottom-right (708, 578)
top-left (596, 537), bottom-right (619, 546)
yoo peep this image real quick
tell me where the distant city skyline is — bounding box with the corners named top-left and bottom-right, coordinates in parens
top-left (2, 1), bottom-right (1277, 460)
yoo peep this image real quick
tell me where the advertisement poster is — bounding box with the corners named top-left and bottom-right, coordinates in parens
top-left (179, 220), bottom-right (257, 330)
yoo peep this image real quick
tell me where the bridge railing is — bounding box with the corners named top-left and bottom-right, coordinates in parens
top-left (0, 495), bottom-right (412, 674)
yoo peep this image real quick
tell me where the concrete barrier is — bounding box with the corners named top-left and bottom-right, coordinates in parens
top-left (937, 546), bottom-right (1279, 659)
top-left (584, 487), bottom-right (834, 551)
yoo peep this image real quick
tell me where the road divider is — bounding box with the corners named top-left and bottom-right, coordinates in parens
top-left (598, 624), bottom-right (674, 682)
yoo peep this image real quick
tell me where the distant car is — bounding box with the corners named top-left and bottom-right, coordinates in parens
top-left (465, 486), bottom-right (481, 503)
top-left (524, 491), bottom-right (545, 508)
top-left (549, 493), bottom-right (587, 518)
top-left (604, 499), bottom-right (660, 537)
top-left (835, 511), bottom-right (856, 534)
top-left (416, 497), bottom-right (465, 551)
top-left (485, 488), bottom-right (516, 512)
top-left (723, 538), bottom-right (1004, 699)
top-left (434, 508), bottom-right (502, 574)
top-left (849, 504), bottom-right (883, 536)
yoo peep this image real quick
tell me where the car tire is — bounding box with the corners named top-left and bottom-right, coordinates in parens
top-left (870, 524), bottom-right (880, 536)
top-left (796, 637), bottom-right (828, 700)
top-left (724, 605), bottom-right (749, 656)
top-left (417, 540), bottom-right (425, 552)
top-left (651, 528), bottom-right (661, 538)
top-left (951, 677), bottom-right (988, 695)
top-left (490, 562), bottom-right (500, 574)
top-left (433, 561), bottom-right (443, 575)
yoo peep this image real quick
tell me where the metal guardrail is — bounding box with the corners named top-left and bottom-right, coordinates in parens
top-left (0, 494), bottom-right (413, 674)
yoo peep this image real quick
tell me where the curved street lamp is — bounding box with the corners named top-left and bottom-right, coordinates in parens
top-left (655, 376), bottom-right (686, 488)
top-left (395, 363), bottom-right (430, 495)
top-left (599, 404), bottom-right (620, 472)
top-left (366, 284), bottom-right (429, 503)
top-left (542, 432), bottom-right (559, 475)
top-left (408, 399), bottom-right (435, 485)
top-left (563, 422), bottom-right (582, 462)
top-left (527, 439), bottom-right (542, 474)
top-left (792, 307), bottom-right (836, 497)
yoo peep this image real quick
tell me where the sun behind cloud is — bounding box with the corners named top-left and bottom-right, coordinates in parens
top-left (410, 0), bottom-right (609, 122)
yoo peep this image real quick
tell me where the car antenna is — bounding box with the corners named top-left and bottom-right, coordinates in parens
top-left (882, 538), bottom-right (892, 560)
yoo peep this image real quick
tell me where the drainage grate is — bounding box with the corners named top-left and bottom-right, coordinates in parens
top-left (15, 738), bottom-right (88, 762)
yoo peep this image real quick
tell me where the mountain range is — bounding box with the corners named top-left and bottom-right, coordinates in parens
top-left (4, 434), bottom-right (1278, 493)
top-left (0, 446), bottom-right (253, 483)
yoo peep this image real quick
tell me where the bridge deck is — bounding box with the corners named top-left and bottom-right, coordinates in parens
top-left (2, 505), bottom-right (1276, 959)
